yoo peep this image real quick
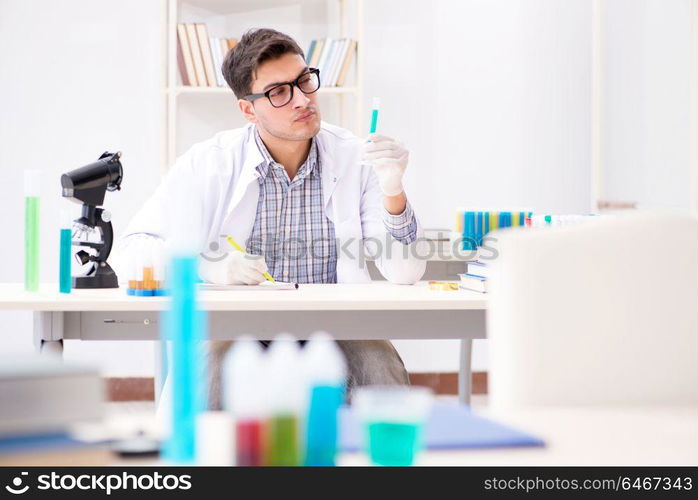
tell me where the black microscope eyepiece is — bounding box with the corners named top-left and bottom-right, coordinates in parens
top-left (61, 151), bottom-right (123, 206)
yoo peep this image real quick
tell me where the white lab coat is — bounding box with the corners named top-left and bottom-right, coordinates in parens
top-left (117, 121), bottom-right (426, 284)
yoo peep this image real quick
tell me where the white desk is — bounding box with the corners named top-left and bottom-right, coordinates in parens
top-left (0, 282), bottom-right (487, 404)
top-left (98, 405), bottom-right (698, 466)
top-left (340, 405), bottom-right (698, 466)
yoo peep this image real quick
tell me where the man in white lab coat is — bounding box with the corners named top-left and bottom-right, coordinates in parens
top-left (119, 28), bottom-right (426, 407)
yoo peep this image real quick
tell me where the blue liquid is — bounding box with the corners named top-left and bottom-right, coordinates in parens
top-left (304, 384), bottom-right (344, 466)
top-left (365, 421), bottom-right (423, 466)
top-left (59, 228), bottom-right (71, 294)
top-left (162, 254), bottom-right (206, 464)
top-left (462, 211), bottom-right (476, 250)
top-left (369, 109), bottom-right (379, 134)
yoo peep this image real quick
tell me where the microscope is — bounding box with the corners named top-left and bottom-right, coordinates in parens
top-left (61, 151), bottom-right (123, 288)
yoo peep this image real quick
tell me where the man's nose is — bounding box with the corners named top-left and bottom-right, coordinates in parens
top-left (291, 87), bottom-right (311, 108)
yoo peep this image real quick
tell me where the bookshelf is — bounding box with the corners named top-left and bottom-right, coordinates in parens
top-left (163, 0), bottom-right (365, 170)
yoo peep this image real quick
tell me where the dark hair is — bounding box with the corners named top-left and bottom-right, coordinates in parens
top-left (222, 28), bottom-right (305, 99)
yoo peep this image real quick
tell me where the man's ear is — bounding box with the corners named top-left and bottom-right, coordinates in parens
top-left (238, 99), bottom-right (258, 124)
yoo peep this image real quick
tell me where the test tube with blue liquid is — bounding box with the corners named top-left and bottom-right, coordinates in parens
top-left (59, 208), bottom-right (72, 294)
top-left (161, 187), bottom-right (207, 464)
top-left (369, 97), bottom-right (380, 135)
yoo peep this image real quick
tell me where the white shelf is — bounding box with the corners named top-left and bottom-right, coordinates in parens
top-left (167, 86), bottom-right (359, 96)
top-left (183, 0), bottom-right (305, 15)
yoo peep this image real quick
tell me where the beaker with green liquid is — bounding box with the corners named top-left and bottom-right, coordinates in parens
top-left (353, 386), bottom-right (433, 466)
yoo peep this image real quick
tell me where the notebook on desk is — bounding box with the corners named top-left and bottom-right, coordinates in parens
top-left (339, 402), bottom-right (544, 451)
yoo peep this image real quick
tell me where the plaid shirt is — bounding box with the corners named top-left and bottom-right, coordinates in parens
top-left (247, 128), bottom-right (417, 283)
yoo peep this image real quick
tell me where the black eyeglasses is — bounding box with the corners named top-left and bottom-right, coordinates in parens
top-left (244, 68), bottom-right (321, 108)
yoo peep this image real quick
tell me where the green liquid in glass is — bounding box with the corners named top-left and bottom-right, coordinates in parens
top-left (366, 421), bottom-right (422, 466)
top-left (267, 414), bottom-right (300, 466)
top-left (24, 196), bottom-right (39, 292)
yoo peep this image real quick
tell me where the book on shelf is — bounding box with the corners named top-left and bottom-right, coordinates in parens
top-left (335, 40), bottom-right (356, 87)
top-left (176, 23), bottom-right (238, 88)
top-left (208, 36), bottom-right (220, 87)
top-left (305, 37), bottom-right (356, 87)
top-left (328, 38), bottom-right (344, 86)
top-left (185, 24), bottom-right (206, 87)
top-left (195, 23), bottom-right (216, 86)
top-left (328, 39), bottom-right (345, 86)
top-left (209, 36), bottom-right (224, 87)
top-left (308, 39), bottom-right (324, 68)
top-left (176, 24), bottom-right (197, 86)
top-left (176, 26), bottom-right (354, 89)
top-left (330, 39), bottom-right (350, 86)
top-left (322, 39), bottom-right (338, 85)
top-left (216, 38), bottom-right (236, 86)
top-left (315, 37), bottom-right (333, 84)
top-left (306, 39), bottom-right (317, 63)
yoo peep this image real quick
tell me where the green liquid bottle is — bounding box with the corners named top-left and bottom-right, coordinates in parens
top-left (267, 414), bottom-right (300, 466)
top-left (266, 335), bottom-right (303, 466)
top-left (24, 171), bottom-right (40, 292)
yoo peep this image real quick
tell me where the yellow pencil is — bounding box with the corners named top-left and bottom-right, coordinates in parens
top-left (225, 236), bottom-right (276, 283)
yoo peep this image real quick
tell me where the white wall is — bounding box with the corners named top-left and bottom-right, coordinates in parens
top-left (0, 0), bottom-right (164, 374)
top-left (372, 0), bottom-right (593, 371)
top-left (600, 0), bottom-right (698, 210)
top-left (1, 0), bottom-right (693, 377)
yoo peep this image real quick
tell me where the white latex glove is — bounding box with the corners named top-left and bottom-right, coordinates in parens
top-left (362, 134), bottom-right (409, 196)
top-left (199, 250), bottom-right (269, 285)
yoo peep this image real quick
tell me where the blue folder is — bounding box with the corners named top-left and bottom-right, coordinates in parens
top-left (0, 432), bottom-right (91, 454)
top-left (339, 402), bottom-right (545, 451)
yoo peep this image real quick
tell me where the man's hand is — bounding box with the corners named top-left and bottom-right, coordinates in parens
top-left (362, 134), bottom-right (409, 197)
top-left (199, 251), bottom-right (270, 285)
